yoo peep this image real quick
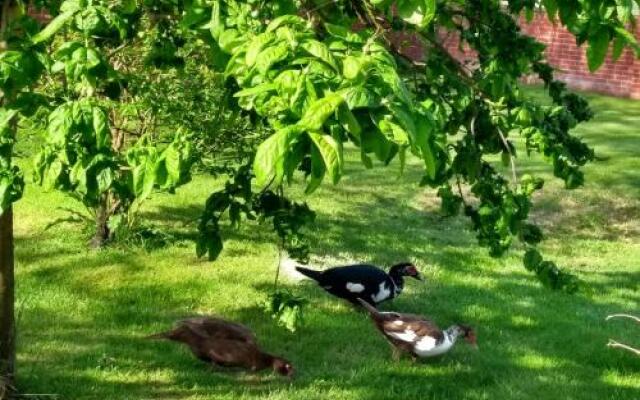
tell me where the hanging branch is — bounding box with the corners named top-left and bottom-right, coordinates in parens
top-left (606, 314), bottom-right (640, 324)
top-left (607, 340), bottom-right (640, 356)
top-left (273, 184), bottom-right (286, 290)
top-left (497, 127), bottom-right (519, 186)
top-left (606, 313), bottom-right (640, 356)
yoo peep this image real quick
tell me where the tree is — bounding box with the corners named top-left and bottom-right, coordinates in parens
top-left (1, 0), bottom-right (46, 394)
top-left (29, 0), bottom-right (198, 248)
top-left (195, 0), bottom-right (640, 292)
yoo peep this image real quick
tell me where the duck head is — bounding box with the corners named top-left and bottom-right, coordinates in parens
top-left (272, 357), bottom-right (295, 378)
top-left (390, 262), bottom-right (422, 281)
top-left (454, 324), bottom-right (478, 349)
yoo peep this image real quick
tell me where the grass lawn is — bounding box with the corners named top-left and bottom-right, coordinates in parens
top-left (12, 88), bottom-right (640, 399)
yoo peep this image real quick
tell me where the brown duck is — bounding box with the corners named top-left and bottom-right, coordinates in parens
top-left (358, 299), bottom-right (477, 360)
top-left (147, 317), bottom-right (294, 377)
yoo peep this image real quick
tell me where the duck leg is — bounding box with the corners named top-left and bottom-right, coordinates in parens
top-left (391, 346), bottom-right (401, 361)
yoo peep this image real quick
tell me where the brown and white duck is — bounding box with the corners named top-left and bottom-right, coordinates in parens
top-left (147, 317), bottom-right (294, 377)
top-left (358, 299), bottom-right (477, 360)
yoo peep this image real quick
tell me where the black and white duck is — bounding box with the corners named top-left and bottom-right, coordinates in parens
top-left (358, 299), bottom-right (477, 360)
top-left (295, 262), bottom-right (422, 306)
top-left (147, 317), bottom-right (295, 377)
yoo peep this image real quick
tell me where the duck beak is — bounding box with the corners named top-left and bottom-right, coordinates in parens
top-left (413, 272), bottom-right (423, 281)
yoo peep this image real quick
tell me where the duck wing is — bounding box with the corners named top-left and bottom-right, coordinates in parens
top-left (320, 265), bottom-right (390, 296)
top-left (205, 338), bottom-right (262, 370)
top-left (180, 317), bottom-right (256, 344)
top-left (380, 313), bottom-right (444, 344)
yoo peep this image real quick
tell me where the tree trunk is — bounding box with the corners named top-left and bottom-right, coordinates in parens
top-left (1, 1), bottom-right (17, 396)
top-left (0, 209), bottom-right (15, 398)
top-left (90, 196), bottom-right (110, 248)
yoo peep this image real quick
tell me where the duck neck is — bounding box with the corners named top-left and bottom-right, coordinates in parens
top-left (444, 326), bottom-right (462, 345)
top-left (256, 352), bottom-right (277, 371)
top-left (388, 267), bottom-right (405, 292)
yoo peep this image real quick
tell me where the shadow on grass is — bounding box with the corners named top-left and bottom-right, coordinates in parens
top-left (14, 99), bottom-right (640, 398)
top-left (14, 236), bottom-right (640, 399)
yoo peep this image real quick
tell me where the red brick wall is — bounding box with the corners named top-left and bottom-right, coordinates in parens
top-left (520, 13), bottom-right (640, 99)
top-left (442, 13), bottom-right (640, 99)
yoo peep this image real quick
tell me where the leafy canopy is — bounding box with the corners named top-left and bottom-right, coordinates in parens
top-left (7, 0), bottom-right (640, 292)
top-left (193, 0), bottom-right (640, 291)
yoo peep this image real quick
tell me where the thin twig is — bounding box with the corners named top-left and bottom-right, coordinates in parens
top-left (456, 177), bottom-right (469, 208)
top-left (106, 42), bottom-right (128, 59)
top-left (606, 314), bottom-right (640, 323)
top-left (607, 340), bottom-right (640, 356)
top-left (497, 127), bottom-right (518, 185)
top-left (274, 239), bottom-right (283, 290)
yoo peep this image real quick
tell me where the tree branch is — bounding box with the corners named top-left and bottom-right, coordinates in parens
top-left (607, 340), bottom-right (640, 356)
top-left (606, 314), bottom-right (640, 324)
top-left (497, 127), bottom-right (518, 185)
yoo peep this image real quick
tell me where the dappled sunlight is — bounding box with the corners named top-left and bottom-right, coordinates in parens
top-left (10, 87), bottom-right (640, 399)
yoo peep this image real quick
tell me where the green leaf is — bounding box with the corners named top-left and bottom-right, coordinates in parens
top-left (342, 56), bottom-right (362, 80)
top-left (266, 15), bottom-right (307, 33)
top-left (377, 65), bottom-right (412, 106)
top-left (586, 27), bottom-right (610, 72)
top-left (611, 35), bottom-right (626, 62)
top-left (95, 167), bottom-right (113, 194)
top-left (300, 39), bottom-right (338, 71)
top-left (308, 131), bottom-right (343, 184)
top-left (255, 42), bottom-right (290, 74)
top-left (218, 29), bottom-right (244, 54)
top-left (613, 26), bottom-right (640, 55)
top-left (305, 145), bottom-right (326, 194)
top-left (0, 109), bottom-right (18, 133)
top-left (377, 118), bottom-right (410, 146)
top-left (163, 144), bottom-right (181, 185)
top-left (324, 23), bottom-right (364, 43)
top-left (520, 224), bottom-right (543, 244)
top-left (32, 10), bottom-right (76, 44)
top-left (253, 126), bottom-right (302, 188)
top-left (199, 232), bottom-right (223, 261)
top-left (339, 87), bottom-right (380, 109)
top-left (397, 0), bottom-right (436, 27)
top-left (298, 94), bottom-right (344, 130)
top-left (92, 107), bottom-right (110, 150)
top-left (246, 33), bottom-right (276, 67)
top-left (209, 1), bottom-right (223, 40)
top-left (523, 248), bottom-right (543, 271)
top-left (234, 83), bottom-right (278, 97)
top-left (542, 0), bottom-right (558, 20)
top-left (337, 105), bottom-right (362, 140)
top-left (415, 115), bottom-right (437, 179)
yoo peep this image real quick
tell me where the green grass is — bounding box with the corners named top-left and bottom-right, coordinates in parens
top-left (12, 88), bottom-right (640, 399)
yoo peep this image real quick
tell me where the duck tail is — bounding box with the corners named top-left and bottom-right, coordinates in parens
top-left (145, 330), bottom-right (173, 340)
top-left (295, 266), bottom-right (322, 282)
top-left (357, 298), bottom-right (381, 317)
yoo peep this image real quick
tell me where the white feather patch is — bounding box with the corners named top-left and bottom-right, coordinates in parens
top-left (414, 335), bottom-right (454, 357)
top-left (387, 329), bottom-right (417, 343)
top-left (346, 282), bottom-right (365, 293)
top-left (371, 282), bottom-right (391, 303)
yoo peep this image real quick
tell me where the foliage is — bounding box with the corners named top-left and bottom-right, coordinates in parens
top-left (27, 0), bottom-right (200, 245)
top-left (197, 163), bottom-right (316, 262)
top-left (0, 7), bottom-right (46, 215)
top-left (264, 289), bottom-right (308, 332)
top-left (18, 0), bottom-right (640, 281)
top-left (192, 0), bottom-right (640, 290)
